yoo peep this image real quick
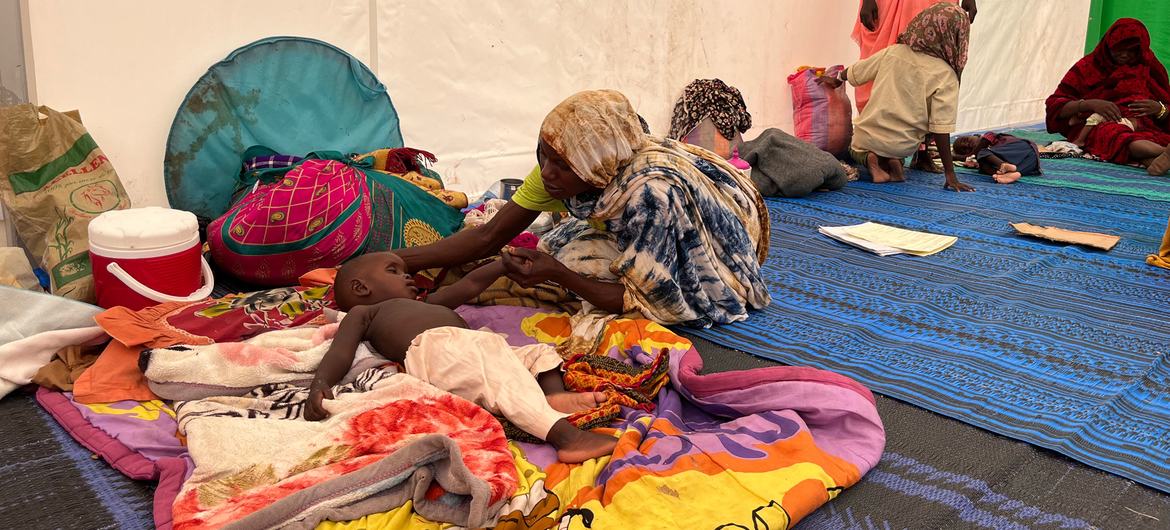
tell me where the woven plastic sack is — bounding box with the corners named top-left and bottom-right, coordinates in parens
top-left (0, 105), bottom-right (131, 301)
top-left (788, 66), bottom-right (853, 156)
top-left (207, 159), bottom-right (370, 286)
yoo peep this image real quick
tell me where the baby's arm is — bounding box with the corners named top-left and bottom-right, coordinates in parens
top-left (426, 259), bottom-right (507, 309)
top-left (305, 304), bottom-right (380, 421)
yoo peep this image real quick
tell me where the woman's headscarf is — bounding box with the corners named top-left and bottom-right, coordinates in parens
top-left (1071, 18), bottom-right (1169, 104)
top-left (1045, 18), bottom-right (1170, 136)
top-left (533, 90), bottom-right (771, 333)
top-left (538, 90), bottom-right (648, 188)
top-left (896, 2), bottom-right (971, 79)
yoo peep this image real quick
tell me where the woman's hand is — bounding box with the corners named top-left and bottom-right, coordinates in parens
top-left (1127, 99), bottom-right (1163, 118)
top-left (1086, 99), bottom-right (1124, 122)
top-left (501, 247), bottom-right (567, 288)
top-left (859, 0), bottom-right (879, 31)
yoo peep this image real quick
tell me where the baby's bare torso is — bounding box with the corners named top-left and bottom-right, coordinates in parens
top-left (364, 298), bottom-right (468, 364)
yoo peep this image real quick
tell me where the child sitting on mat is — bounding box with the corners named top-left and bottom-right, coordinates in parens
top-left (819, 3), bottom-right (974, 192)
top-left (952, 132), bottom-right (1042, 184)
top-left (304, 251), bottom-right (616, 463)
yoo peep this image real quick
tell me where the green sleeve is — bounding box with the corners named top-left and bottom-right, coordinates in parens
top-left (510, 165), bottom-right (567, 212)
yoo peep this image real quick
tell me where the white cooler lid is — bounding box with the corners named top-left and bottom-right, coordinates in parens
top-left (89, 207), bottom-right (199, 251)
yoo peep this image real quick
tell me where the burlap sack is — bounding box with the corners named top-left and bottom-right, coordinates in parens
top-left (0, 105), bottom-right (130, 301)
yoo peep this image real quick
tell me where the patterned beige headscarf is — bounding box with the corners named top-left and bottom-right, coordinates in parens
top-left (538, 90), bottom-right (649, 187)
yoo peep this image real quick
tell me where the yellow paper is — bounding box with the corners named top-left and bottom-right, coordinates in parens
top-left (844, 222), bottom-right (957, 256)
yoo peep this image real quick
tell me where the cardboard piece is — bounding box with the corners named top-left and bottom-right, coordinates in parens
top-left (1010, 222), bottom-right (1120, 251)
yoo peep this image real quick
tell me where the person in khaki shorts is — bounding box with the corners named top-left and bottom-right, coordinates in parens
top-left (823, 3), bottom-right (974, 192)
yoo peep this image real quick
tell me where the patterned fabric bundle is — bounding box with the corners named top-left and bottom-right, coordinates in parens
top-left (354, 148), bottom-right (468, 209)
top-left (208, 159), bottom-right (372, 286)
top-left (496, 349), bottom-right (670, 443)
top-left (243, 153), bottom-right (303, 172)
top-left (468, 273), bottom-right (581, 315)
top-left (668, 79), bottom-right (752, 141)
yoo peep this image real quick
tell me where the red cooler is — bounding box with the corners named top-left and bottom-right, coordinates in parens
top-left (88, 207), bottom-right (214, 310)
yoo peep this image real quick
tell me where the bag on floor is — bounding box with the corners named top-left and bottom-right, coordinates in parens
top-left (207, 157), bottom-right (371, 286)
top-left (789, 66), bottom-right (853, 156)
top-left (0, 105), bottom-right (131, 302)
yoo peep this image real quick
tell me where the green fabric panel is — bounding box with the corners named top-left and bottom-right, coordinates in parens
top-left (1086, 0), bottom-right (1170, 66)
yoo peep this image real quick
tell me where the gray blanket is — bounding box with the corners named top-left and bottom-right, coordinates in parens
top-left (740, 128), bottom-right (847, 197)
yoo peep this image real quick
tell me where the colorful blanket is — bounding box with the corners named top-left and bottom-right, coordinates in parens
top-left (324, 307), bottom-right (885, 529)
top-left (41, 304), bottom-right (883, 529)
top-left (142, 324), bottom-right (382, 401)
top-left (172, 368), bottom-right (516, 529)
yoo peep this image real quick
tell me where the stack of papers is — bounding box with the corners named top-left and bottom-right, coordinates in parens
top-left (818, 222), bottom-right (957, 257)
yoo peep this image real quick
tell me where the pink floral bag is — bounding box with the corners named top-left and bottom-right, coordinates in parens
top-left (208, 159), bottom-right (371, 285)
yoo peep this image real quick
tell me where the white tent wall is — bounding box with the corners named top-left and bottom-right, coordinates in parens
top-left (21, 0), bottom-right (374, 209)
top-left (961, 0), bottom-right (1092, 131)
top-left (22, 0), bottom-right (1089, 207)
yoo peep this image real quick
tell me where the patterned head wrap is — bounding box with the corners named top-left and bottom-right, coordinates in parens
top-left (896, 2), bottom-right (971, 79)
top-left (538, 90), bottom-right (648, 187)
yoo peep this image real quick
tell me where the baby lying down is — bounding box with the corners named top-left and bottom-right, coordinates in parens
top-left (306, 251), bottom-right (617, 463)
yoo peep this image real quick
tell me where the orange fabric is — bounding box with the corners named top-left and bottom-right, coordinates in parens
top-left (73, 302), bottom-right (211, 404)
top-left (299, 267), bottom-right (338, 287)
top-left (94, 302), bottom-right (212, 349)
top-left (850, 0), bottom-right (947, 112)
top-left (72, 340), bottom-right (158, 404)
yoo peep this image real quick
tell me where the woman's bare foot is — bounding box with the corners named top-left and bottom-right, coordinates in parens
top-left (998, 163), bottom-right (1017, 173)
top-left (888, 158), bottom-right (906, 182)
top-left (546, 391), bottom-right (608, 414)
top-left (993, 171), bottom-right (1022, 184)
top-left (1147, 147), bottom-right (1170, 176)
top-left (547, 419), bottom-right (618, 463)
top-left (866, 152), bottom-right (891, 183)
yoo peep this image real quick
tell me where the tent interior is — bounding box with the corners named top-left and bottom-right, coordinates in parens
top-left (2, 1), bottom-right (1169, 529)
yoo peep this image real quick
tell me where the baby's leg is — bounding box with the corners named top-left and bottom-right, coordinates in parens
top-left (536, 370), bottom-right (607, 413)
top-left (513, 343), bottom-right (607, 413)
top-left (546, 418), bottom-right (619, 464)
top-left (404, 328), bottom-right (615, 462)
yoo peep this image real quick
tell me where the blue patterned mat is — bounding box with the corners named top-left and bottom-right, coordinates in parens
top-left (688, 165), bottom-right (1170, 492)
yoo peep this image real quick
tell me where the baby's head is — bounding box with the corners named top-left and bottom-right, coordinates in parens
top-left (952, 135), bottom-right (982, 158)
top-left (333, 252), bottom-right (418, 311)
